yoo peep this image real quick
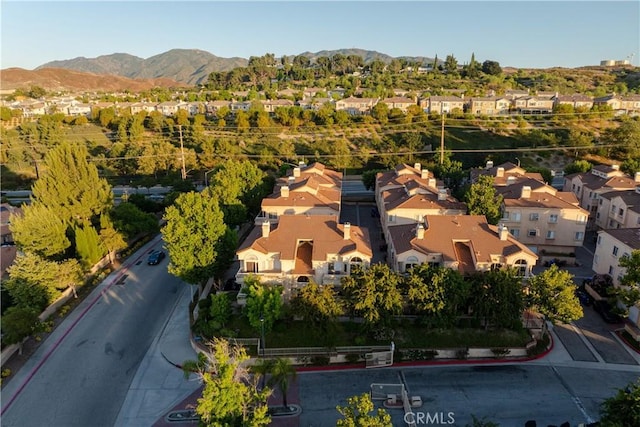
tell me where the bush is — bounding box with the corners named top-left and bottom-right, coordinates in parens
top-left (310, 356), bottom-right (330, 366)
top-left (345, 353), bottom-right (362, 364)
top-left (490, 347), bottom-right (510, 358)
top-left (456, 347), bottom-right (469, 360)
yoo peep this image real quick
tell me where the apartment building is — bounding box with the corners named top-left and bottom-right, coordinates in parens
top-left (235, 215), bottom-right (372, 292)
top-left (592, 228), bottom-right (640, 327)
top-left (596, 186), bottom-right (640, 229)
top-left (386, 215), bottom-right (538, 276)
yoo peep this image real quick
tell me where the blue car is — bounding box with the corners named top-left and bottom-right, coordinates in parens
top-left (147, 250), bottom-right (166, 265)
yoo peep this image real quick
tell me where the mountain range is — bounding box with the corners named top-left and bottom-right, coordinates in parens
top-left (29, 48), bottom-right (436, 86)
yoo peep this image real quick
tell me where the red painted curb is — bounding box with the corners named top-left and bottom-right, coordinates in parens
top-left (295, 336), bottom-right (555, 373)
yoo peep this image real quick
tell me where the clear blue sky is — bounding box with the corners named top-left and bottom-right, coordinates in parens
top-left (1, 1), bottom-right (638, 70)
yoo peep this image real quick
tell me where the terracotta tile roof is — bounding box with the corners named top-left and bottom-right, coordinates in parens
top-left (499, 182), bottom-right (585, 210)
top-left (377, 164), bottom-right (437, 189)
top-left (388, 215), bottom-right (536, 268)
top-left (600, 228), bottom-right (640, 250)
top-left (237, 215), bottom-right (372, 259)
top-left (382, 187), bottom-right (466, 212)
top-left (282, 162), bottom-right (343, 188)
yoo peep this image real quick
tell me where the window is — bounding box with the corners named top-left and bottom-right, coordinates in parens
top-left (572, 184), bottom-right (576, 191)
top-left (613, 246), bottom-right (619, 257)
top-left (623, 252), bottom-right (631, 260)
top-left (388, 214), bottom-right (396, 223)
top-left (528, 229), bottom-right (537, 237)
top-left (510, 228), bottom-right (520, 238)
top-left (599, 199), bottom-right (603, 205)
top-left (608, 265), bottom-right (614, 275)
top-left (405, 256), bottom-right (419, 272)
top-left (514, 259), bottom-right (528, 276)
top-left (597, 235), bottom-right (602, 245)
top-left (618, 208), bottom-right (624, 217)
top-left (268, 212), bottom-right (278, 219)
top-left (548, 214), bottom-right (558, 223)
top-left (245, 256), bottom-right (259, 273)
top-left (546, 230), bottom-right (555, 239)
top-left (350, 257), bottom-right (363, 271)
top-left (502, 211), bottom-right (510, 220)
top-left (575, 232), bottom-right (584, 241)
top-left (611, 204), bottom-right (617, 213)
top-left (529, 213), bottom-right (539, 221)
top-left (511, 212), bottom-right (521, 222)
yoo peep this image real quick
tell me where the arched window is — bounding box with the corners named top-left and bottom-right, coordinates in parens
top-left (245, 255), bottom-right (258, 273)
top-left (514, 259), bottom-right (527, 276)
top-left (296, 276), bottom-right (309, 283)
top-left (349, 257), bottom-right (363, 272)
top-left (405, 256), bottom-right (419, 272)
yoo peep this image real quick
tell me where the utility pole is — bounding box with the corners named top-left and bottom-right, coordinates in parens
top-left (178, 125), bottom-right (186, 180)
top-left (439, 106), bottom-right (445, 165)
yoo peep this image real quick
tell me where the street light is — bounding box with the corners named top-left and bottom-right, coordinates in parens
top-left (260, 315), bottom-right (266, 357)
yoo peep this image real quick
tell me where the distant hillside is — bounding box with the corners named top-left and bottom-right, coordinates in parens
top-left (298, 48), bottom-right (435, 65)
top-left (0, 67), bottom-right (187, 93)
top-left (37, 49), bottom-right (248, 85)
top-left (34, 48), bottom-right (438, 85)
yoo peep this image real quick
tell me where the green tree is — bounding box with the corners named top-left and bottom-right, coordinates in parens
top-left (444, 54), bottom-right (458, 75)
top-left (0, 306), bottom-right (42, 347)
top-left (290, 280), bottom-right (343, 326)
top-left (465, 175), bottom-right (503, 225)
top-left (75, 224), bottom-right (106, 269)
top-left (404, 264), bottom-right (468, 326)
top-left (526, 264), bottom-right (583, 323)
top-left (183, 339), bottom-right (271, 427)
top-left (4, 252), bottom-right (83, 309)
top-left (162, 191), bottom-right (227, 284)
top-left (341, 264), bottom-right (403, 325)
top-left (468, 269), bottom-right (523, 329)
top-left (361, 169), bottom-right (384, 191)
top-left (209, 292), bottom-right (232, 329)
top-left (99, 214), bottom-right (127, 264)
top-left (605, 118), bottom-right (640, 159)
top-left (266, 358), bottom-right (297, 409)
top-left (599, 378), bottom-right (640, 427)
top-left (621, 158), bottom-right (640, 177)
top-left (110, 202), bottom-right (159, 240)
top-left (336, 393), bottom-right (392, 427)
top-left (10, 202), bottom-right (70, 258)
top-left (244, 277), bottom-right (283, 334)
top-left (613, 250), bottom-right (640, 316)
top-left (564, 160), bottom-right (592, 175)
top-left (31, 142), bottom-right (113, 225)
top-left (482, 60), bottom-right (502, 76)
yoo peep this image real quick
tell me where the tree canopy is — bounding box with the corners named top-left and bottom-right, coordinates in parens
top-left (464, 175), bottom-right (503, 225)
top-left (336, 393), bottom-right (392, 427)
top-left (526, 264), bottom-right (583, 323)
top-left (162, 191), bottom-right (227, 284)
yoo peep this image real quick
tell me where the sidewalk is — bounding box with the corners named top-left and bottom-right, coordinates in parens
top-left (115, 283), bottom-right (200, 427)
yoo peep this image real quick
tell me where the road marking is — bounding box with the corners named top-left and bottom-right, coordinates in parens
top-left (550, 365), bottom-right (596, 424)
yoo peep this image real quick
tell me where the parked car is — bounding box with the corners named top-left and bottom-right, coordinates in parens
top-left (593, 300), bottom-right (623, 324)
top-left (147, 250), bottom-right (166, 265)
top-left (575, 286), bottom-right (593, 306)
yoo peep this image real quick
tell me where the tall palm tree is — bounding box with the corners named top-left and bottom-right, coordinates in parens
top-left (250, 358), bottom-right (274, 390)
top-left (267, 358), bottom-right (297, 409)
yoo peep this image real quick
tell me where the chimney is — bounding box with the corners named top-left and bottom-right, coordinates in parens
top-left (635, 172), bottom-right (640, 183)
top-left (416, 223), bottom-right (425, 239)
top-left (486, 160), bottom-right (494, 169)
top-left (498, 223), bottom-right (509, 241)
top-left (343, 222), bottom-right (351, 240)
top-left (280, 185), bottom-right (289, 198)
top-left (421, 169), bottom-right (429, 180)
top-left (521, 186), bottom-right (531, 198)
top-left (428, 178), bottom-right (437, 188)
top-left (261, 220), bottom-right (270, 238)
top-left (496, 167), bottom-right (505, 178)
top-left (414, 162), bottom-right (421, 171)
top-left (438, 189), bottom-right (447, 201)
top-left (506, 176), bottom-right (516, 185)
top-left (293, 167), bottom-right (301, 177)
top-left (612, 164), bottom-right (620, 170)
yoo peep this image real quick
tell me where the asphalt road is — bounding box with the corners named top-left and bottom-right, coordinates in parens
top-left (297, 364), bottom-right (638, 427)
top-left (1, 237), bottom-right (184, 427)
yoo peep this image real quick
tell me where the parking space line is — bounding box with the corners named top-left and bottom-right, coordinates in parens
top-left (570, 323), bottom-right (605, 363)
